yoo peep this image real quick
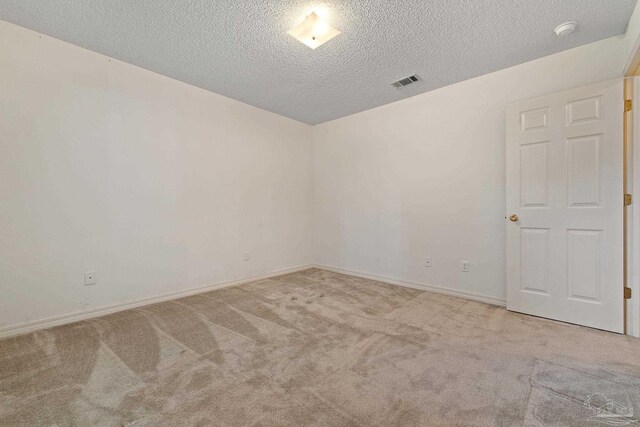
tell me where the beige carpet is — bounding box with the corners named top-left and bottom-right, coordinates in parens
top-left (1, 268), bottom-right (640, 426)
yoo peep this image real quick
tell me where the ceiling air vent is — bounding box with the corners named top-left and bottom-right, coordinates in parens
top-left (391, 75), bottom-right (419, 88)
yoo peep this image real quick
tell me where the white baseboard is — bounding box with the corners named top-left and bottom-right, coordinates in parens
top-left (0, 263), bottom-right (506, 339)
top-left (312, 264), bottom-right (506, 307)
top-left (0, 264), bottom-right (313, 339)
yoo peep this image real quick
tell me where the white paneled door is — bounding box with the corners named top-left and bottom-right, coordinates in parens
top-left (506, 79), bottom-right (624, 333)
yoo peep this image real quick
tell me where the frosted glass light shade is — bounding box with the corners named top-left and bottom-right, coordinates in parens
top-left (287, 12), bottom-right (340, 49)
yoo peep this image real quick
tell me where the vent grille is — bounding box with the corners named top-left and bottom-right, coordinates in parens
top-left (391, 75), bottom-right (419, 88)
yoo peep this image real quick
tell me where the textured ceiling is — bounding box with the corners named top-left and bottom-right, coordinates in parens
top-left (0, 0), bottom-right (637, 124)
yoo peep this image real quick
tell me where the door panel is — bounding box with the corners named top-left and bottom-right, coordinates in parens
top-left (506, 79), bottom-right (624, 333)
top-left (521, 142), bottom-right (548, 207)
top-left (566, 229), bottom-right (602, 302)
top-left (567, 135), bottom-right (601, 206)
top-left (520, 228), bottom-right (549, 295)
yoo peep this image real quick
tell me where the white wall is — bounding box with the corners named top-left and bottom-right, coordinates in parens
top-left (312, 34), bottom-right (634, 303)
top-left (0, 20), bottom-right (313, 333)
top-left (3, 11), bottom-right (640, 335)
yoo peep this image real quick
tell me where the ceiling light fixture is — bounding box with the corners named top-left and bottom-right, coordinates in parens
top-left (287, 11), bottom-right (341, 49)
top-left (554, 21), bottom-right (577, 37)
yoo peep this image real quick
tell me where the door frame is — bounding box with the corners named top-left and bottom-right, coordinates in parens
top-left (625, 35), bottom-right (640, 336)
top-left (624, 76), bottom-right (640, 337)
top-left (614, 40), bottom-right (640, 336)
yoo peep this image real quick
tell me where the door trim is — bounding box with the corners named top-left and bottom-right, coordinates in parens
top-left (625, 76), bottom-right (640, 337)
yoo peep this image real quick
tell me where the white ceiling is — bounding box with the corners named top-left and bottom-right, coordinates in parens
top-left (0, 1), bottom-right (637, 124)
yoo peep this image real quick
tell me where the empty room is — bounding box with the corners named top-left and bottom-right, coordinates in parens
top-left (2, 1), bottom-right (640, 425)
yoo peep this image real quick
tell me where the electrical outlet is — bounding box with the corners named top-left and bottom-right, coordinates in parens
top-left (461, 261), bottom-right (469, 273)
top-left (244, 252), bottom-right (250, 262)
top-left (425, 257), bottom-right (432, 267)
top-left (85, 271), bottom-right (96, 285)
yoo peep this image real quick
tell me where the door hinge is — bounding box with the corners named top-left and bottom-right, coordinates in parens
top-left (625, 287), bottom-right (632, 299)
top-left (625, 194), bottom-right (633, 206)
top-left (625, 99), bottom-right (633, 112)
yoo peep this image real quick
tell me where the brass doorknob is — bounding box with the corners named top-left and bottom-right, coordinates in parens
top-left (509, 214), bottom-right (519, 222)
